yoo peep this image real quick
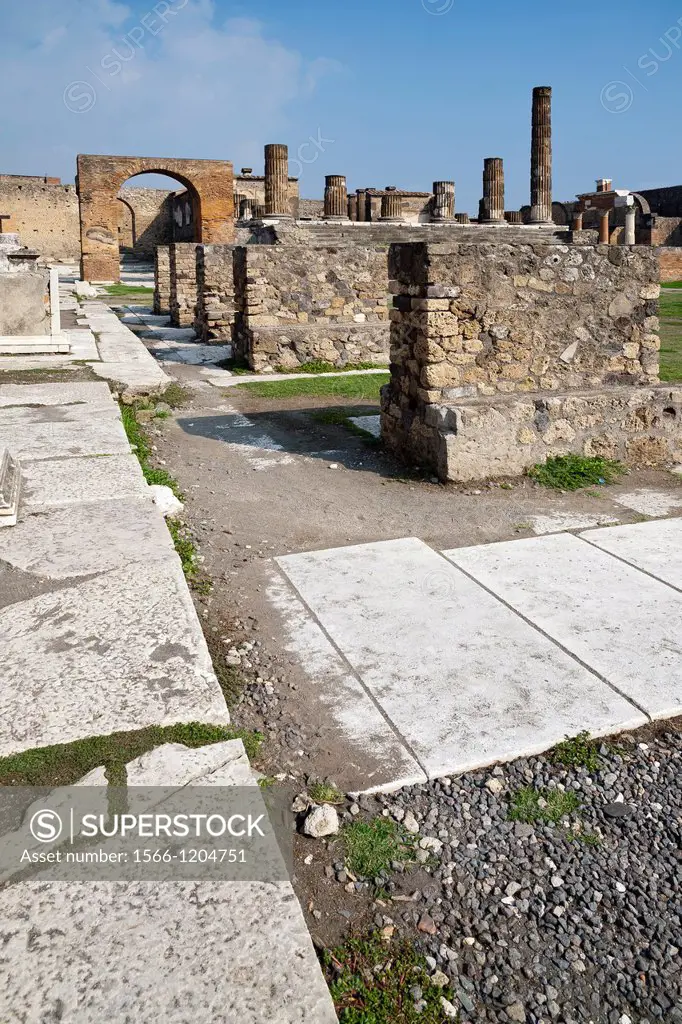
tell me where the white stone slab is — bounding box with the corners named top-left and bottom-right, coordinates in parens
top-left (277, 538), bottom-right (645, 779)
top-left (88, 360), bottom-right (169, 390)
top-left (348, 414), bottom-right (381, 438)
top-left (0, 559), bottom-right (229, 756)
top-left (580, 518), bottom-right (682, 592)
top-left (21, 454), bottom-right (147, 510)
top-left (0, 498), bottom-right (173, 578)
top-left (445, 533), bottom-right (682, 721)
top-left (0, 411), bottom-right (130, 460)
top-left (529, 512), bottom-right (620, 535)
top-left (267, 570), bottom-right (426, 792)
top-left (0, 381), bottom-right (112, 407)
top-left (611, 489), bottom-right (682, 517)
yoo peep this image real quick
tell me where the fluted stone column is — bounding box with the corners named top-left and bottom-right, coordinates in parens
top-left (599, 208), bottom-right (611, 244)
top-left (432, 181), bottom-right (455, 221)
top-left (530, 86), bottom-right (553, 224)
top-left (380, 191), bottom-right (403, 222)
top-left (454, 213), bottom-right (470, 224)
top-left (264, 144), bottom-right (292, 219)
top-left (239, 198), bottom-right (252, 221)
top-left (253, 204), bottom-right (267, 219)
top-left (234, 194), bottom-right (247, 220)
top-left (625, 205), bottom-right (636, 245)
top-left (356, 189), bottom-right (368, 222)
top-left (481, 158), bottom-right (505, 223)
top-left (323, 175), bottom-right (348, 221)
top-left (505, 211), bottom-right (523, 224)
top-left (347, 194), bottom-right (358, 221)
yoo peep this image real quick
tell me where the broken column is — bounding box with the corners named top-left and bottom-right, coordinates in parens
top-left (481, 158), bottom-right (505, 224)
top-left (454, 213), bottom-right (470, 224)
top-left (323, 175), bottom-right (348, 221)
top-left (380, 190), bottom-right (403, 222)
top-left (264, 144), bottom-right (292, 219)
top-left (530, 86), bottom-right (553, 224)
top-left (356, 190), bottom-right (368, 222)
top-left (347, 194), bottom-right (359, 221)
top-left (432, 181), bottom-right (455, 221)
top-left (505, 211), bottom-right (523, 224)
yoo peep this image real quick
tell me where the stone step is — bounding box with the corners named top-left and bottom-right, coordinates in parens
top-left (0, 448), bottom-right (21, 527)
top-left (0, 335), bottom-right (71, 355)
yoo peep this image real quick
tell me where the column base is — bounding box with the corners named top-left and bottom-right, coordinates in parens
top-left (379, 217), bottom-right (404, 223)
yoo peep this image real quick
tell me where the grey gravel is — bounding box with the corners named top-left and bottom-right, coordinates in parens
top-left (368, 727), bottom-right (682, 1023)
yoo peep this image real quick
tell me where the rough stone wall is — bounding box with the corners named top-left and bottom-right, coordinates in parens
top-left (195, 245), bottom-right (235, 343)
top-left (649, 217), bottom-right (682, 247)
top-left (381, 236), bottom-right (670, 481)
top-left (154, 246), bottom-right (171, 315)
top-left (298, 199), bottom-right (325, 219)
top-left (169, 242), bottom-right (199, 327)
top-left (0, 241), bottom-right (50, 335)
top-left (0, 180), bottom-right (80, 262)
top-left (118, 187), bottom-right (174, 255)
top-left (658, 247), bottom-right (682, 282)
top-left (234, 243), bottom-right (390, 370)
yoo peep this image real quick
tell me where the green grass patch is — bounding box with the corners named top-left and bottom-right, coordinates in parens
top-left (204, 634), bottom-right (244, 707)
top-left (119, 402), bottom-right (183, 498)
top-left (236, 372), bottom-right (389, 401)
top-left (528, 454), bottom-right (625, 490)
top-left (661, 280), bottom-right (682, 289)
top-left (551, 731), bottom-right (601, 772)
top-left (0, 722), bottom-right (263, 787)
top-left (325, 933), bottom-right (455, 1024)
top-left (660, 318), bottom-right (682, 381)
top-left (103, 283), bottom-right (154, 296)
top-left (157, 382), bottom-right (192, 408)
top-left (276, 360), bottom-right (388, 375)
top-left (509, 786), bottom-right (581, 825)
top-left (341, 817), bottom-right (413, 879)
top-left (308, 782), bottom-right (345, 805)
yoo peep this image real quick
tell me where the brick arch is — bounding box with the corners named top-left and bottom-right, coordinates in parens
top-left (76, 154), bottom-right (234, 282)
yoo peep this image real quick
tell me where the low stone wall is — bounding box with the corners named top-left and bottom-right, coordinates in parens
top-left (381, 236), bottom-right (673, 481)
top-left (169, 242), bottom-right (199, 327)
top-left (195, 245), bottom-right (235, 343)
top-left (154, 246), bottom-right (171, 315)
top-left (233, 242), bottom-right (390, 370)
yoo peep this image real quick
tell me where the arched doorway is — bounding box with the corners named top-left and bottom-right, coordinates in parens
top-left (76, 155), bottom-right (235, 282)
top-left (117, 196), bottom-right (136, 251)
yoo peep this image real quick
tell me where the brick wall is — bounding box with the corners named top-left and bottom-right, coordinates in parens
top-left (658, 247), bottom-right (682, 282)
top-left (169, 243), bottom-right (199, 327)
top-left (195, 245), bottom-right (235, 343)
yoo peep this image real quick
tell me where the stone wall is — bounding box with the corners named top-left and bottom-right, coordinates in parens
top-left (118, 187), bottom-right (174, 255)
top-left (169, 243), bottom-right (199, 327)
top-left (298, 199), bottom-right (325, 219)
top-left (154, 246), bottom-right (171, 315)
top-left (0, 237), bottom-right (50, 336)
top-left (195, 245), bottom-right (235, 343)
top-left (0, 179), bottom-right (80, 262)
top-left (233, 243), bottom-right (390, 370)
top-left (638, 185), bottom-right (682, 217)
top-left (380, 235), bottom-right (675, 481)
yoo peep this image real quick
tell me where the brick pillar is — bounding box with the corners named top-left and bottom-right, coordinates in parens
top-left (347, 194), bottom-right (359, 221)
top-left (154, 245), bottom-right (171, 315)
top-left (380, 191), bottom-right (403, 222)
top-left (356, 190), bottom-right (368, 222)
top-left (323, 175), bottom-right (348, 220)
top-left (454, 213), bottom-right (470, 224)
top-left (505, 211), bottom-right (523, 224)
top-left (599, 208), bottom-right (611, 244)
top-left (530, 86), bottom-right (553, 224)
top-left (481, 158), bottom-right (505, 223)
top-left (264, 144), bottom-right (291, 218)
top-left (239, 197), bottom-right (253, 221)
top-left (572, 211), bottom-right (584, 231)
top-left (432, 181), bottom-right (455, 221)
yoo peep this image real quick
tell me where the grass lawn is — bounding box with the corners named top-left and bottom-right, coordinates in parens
top-left (659, 290), bottom-right (682, 381)
top-left (235, 372), bottom-right (389, 400)
top-left (661, 281), bottom-right (682, 288)
top-left (103, 283), bottom-right (154, 296)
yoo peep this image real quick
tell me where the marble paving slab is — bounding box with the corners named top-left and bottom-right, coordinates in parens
top-left (277, 538), bottom-right (645, 781)
top-left (580, 517), bottom-right (682, 592)
top-left (445, 532), bottom-right (682, 721)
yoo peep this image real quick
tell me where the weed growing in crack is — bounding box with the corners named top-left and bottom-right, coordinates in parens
top-left (551, 731), bottom-right (601, 772)
top-left (340, 817), bottom-right (413, 879)
top-left (528, 454), bottom-right (624, 490)
top-left (509, 786), bottom-right (581, 825)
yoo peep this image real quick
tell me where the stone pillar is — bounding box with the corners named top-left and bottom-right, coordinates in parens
top-left (505, 211), bottom-right (523, 224)
top-left (380, 191), bottom-right (403, 222)
top-left (239, 198), bottom-right (253, 221)
top-left (432, 181), bottom-right (455, 221)
top-left (253, 204), bottom-right (267, 219)
top-left (530, 86), bottom-right (553, 224)
top-left (347, 194), bottom-right (359, 221)
top-left (264, 144), bottom-right (291, 219)
top-left (454, 213), bottom-right (470, 224)
top-left (625, 205), bottom-right (636, 245)
top-left (599, 208), bottom-right (611, 244)
top-left (481, 158), bottom-right (505, 223)
top-left (323, 175), bottom-right (348, 221)
top-left (154, 245), bottom-right (171, 315)
top-left (356, 190), bottom-right (368, 222)
top-left (572, 211), bottom-right (584, 231)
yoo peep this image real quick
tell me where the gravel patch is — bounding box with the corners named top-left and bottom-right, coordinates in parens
top-left (366, 729), bottom-right (682, 1023)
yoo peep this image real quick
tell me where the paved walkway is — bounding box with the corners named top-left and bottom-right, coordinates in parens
top-left (274, 523), bottom-right (682, 791)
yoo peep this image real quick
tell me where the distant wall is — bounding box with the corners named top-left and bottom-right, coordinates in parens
top-left (659, 247), bottom-right (682, 282)
top-left (638, 186), bottom-right (682, 217)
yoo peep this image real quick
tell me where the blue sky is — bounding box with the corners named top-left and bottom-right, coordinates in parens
top-left (2, 0), bottom-right (682, 212)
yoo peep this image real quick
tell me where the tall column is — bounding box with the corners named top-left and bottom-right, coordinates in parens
top-left (530, 86), bottom-right (553, 224)
top-left (264, 144), bottom-right (292, 219)
top-left (599, 208), bottom-right (611, 244)
top-left (432, 181), bottom-right (455, 221)
top-left (481, 158), bottom-right (505, 223)
top-left (347, 194), bottom-right (358, 221)
top-left (380, 191), bottom-right (403, 222)
top-left (323, 175), bottom-right (348, 221)
top-left (356, 189), bottom-right (368, 222)
top-left (625, 205), bottom-right (636, 245)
